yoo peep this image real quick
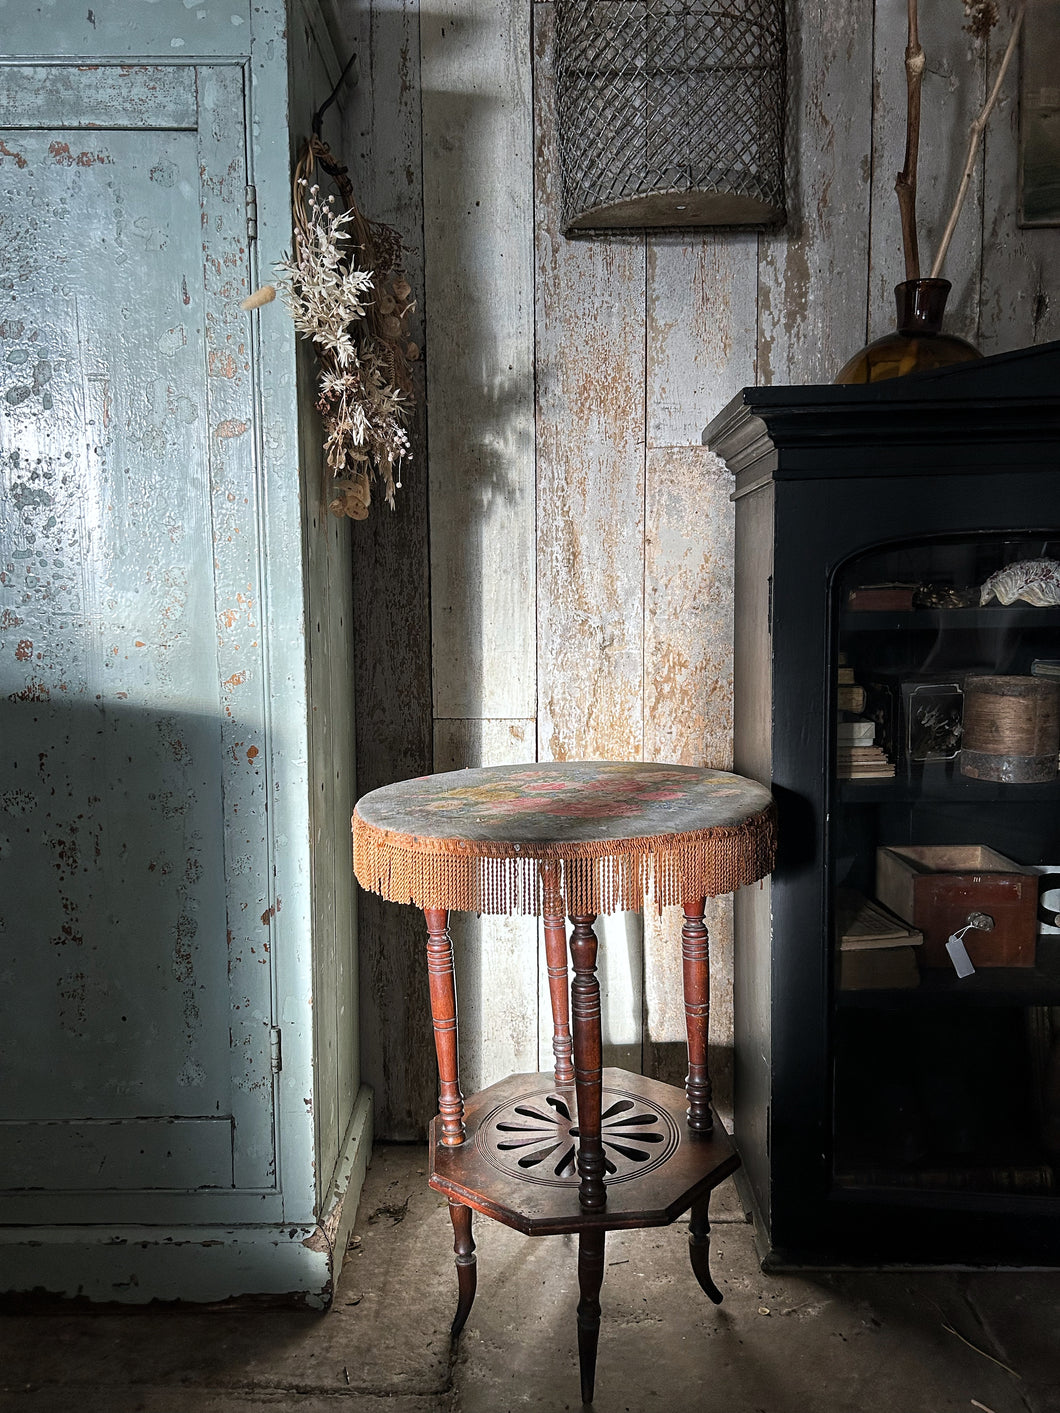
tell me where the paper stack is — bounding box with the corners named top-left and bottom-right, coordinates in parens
top-left (836, 890), bottom-right (922, 989)
top-left (836, 706), bottom-right (894, 780)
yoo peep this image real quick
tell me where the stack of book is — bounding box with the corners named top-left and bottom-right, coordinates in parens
top-left (845, 583), bottom-right (916, 611)
top-left (836, 662), bottom-right (866, 715)
top-left (836, 890), bottom-right (923, 989)
top-left (836, 665), bottom-right (894, 778)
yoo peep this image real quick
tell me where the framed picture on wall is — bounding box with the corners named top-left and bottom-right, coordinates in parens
top-left (1019, 0), bottom-right (1060, 225)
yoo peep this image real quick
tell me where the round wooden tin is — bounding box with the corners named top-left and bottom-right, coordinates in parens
top-left (960, 674), bottom-right (1060, 783)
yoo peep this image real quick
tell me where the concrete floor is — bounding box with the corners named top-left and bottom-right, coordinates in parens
top-left (2, 1144), bottom-right (1057, 1413)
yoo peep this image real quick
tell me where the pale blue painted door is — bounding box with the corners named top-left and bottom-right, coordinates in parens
top-left (0, 64), bottom-right (280, 1224)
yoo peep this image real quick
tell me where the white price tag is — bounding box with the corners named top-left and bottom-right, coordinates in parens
top-left (946, 932), bottom-right (976, 978)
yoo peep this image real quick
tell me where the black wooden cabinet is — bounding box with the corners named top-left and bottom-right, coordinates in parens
top-left (706, 343), bottom-right (1060, 1267)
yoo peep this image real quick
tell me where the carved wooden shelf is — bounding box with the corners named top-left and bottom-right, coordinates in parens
top-left (429, 1068), bottom-right (739, 1237)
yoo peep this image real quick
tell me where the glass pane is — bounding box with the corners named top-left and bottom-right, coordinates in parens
top-left (829, 531), bottom-right (1060, 1200)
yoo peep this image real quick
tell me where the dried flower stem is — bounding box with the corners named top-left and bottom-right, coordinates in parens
top-left (930, 4), bottom-right (1024, 278)
top-left (942, 1323), bottom-right (1021, 1379)
top-left (896, 0), bottom-right (925, 281)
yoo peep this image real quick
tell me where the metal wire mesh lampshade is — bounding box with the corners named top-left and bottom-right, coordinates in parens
top-left (554, 0), bottom-right (785, 235)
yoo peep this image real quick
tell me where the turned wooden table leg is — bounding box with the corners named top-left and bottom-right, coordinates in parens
top-left (569, 911), bottom-right (606, 1399)
top-left (569, 913), bottom-right (606, 1212)
top-left (540, 860), bottom-right (575, 1087)
top-left (424, 907), bottom-right (465, 1145)
top-left (576, 1226), bottom-right (606, 1404)
top-left (448, 1199), bottom-right (477, 1337)
top-left (425, 908), bottom-right (471, 1335)
top-left (681, 898), bottom-right (714, 1134)
top-left (688, 1193), bottom-right (724, 1304)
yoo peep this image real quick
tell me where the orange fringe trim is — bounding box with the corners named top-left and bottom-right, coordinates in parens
top-left (352, 803), bottom-right (776, 916)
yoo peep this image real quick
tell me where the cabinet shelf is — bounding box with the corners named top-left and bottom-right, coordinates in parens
top-left (830, 1181), bottom-right (1059, 1215)
top-left (842, 606), bottom-right (1060, 633)
top-left (837, 774), bottom-right (1060, 804)
top-left (838, 964), bottom-right (1060, 1008)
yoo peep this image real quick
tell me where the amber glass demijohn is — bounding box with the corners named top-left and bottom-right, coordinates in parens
top-left (835, 278), bottom-right (981, 384)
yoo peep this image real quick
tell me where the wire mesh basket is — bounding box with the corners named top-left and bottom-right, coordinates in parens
top-left (554, 0), bottom-right (785, 235)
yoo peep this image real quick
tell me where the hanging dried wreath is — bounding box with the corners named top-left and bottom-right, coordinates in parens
top-left (272, 136), bottom-right (417, 519)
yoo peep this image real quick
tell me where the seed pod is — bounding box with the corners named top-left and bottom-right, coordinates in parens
top-left (241, 284), bottom-right (277, 310)
top-left (346, 475), bottom-right (371, 508)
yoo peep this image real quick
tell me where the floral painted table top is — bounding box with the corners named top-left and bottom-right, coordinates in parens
top-left (353, 762), bottom-right (775, 917)
top-left (355, 761), bottom-right (771, 844)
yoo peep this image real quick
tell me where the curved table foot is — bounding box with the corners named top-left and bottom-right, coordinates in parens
top-left (576, 1227), bottom-right (606, 1403)
top-left (448, 1200), bottom-right (477, 1338)
top-left (688, 1195), bottom-right (724, 1304)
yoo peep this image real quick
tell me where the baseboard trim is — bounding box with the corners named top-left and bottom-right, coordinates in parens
top-left (302, 1083), bottom-right (375, 1305)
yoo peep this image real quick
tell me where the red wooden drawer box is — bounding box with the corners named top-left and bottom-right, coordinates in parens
top-left (875, 844), bottom-right (1038, 968)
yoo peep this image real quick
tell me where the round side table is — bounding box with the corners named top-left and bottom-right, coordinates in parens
top-left (353, 761), bottom-right (775, 1404)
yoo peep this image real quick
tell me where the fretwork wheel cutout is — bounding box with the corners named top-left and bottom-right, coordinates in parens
top-left (477, 1085), bottom-right (680, 1187)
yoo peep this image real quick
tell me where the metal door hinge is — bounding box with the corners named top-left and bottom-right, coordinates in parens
top-left (246, 184), bottom-right (258, 242)
top-left (269, 1025), bottom-right (282, 1074)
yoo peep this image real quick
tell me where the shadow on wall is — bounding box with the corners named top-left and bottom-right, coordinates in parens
top-left (0, 695), bottom-right (272, 1192)
top-left (352, 0), bottom-right (537, 1140)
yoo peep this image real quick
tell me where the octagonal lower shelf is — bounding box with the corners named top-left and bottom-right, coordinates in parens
top-left (429, 1067), bottom-right (740, 1236)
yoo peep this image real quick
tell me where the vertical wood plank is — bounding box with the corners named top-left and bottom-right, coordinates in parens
top-left (646, 234), bottom-right (760, 445)
top-left (435, 717), bottom-right (536, 767)
top-left (730, 480), bottom-right (775, 1176)
top-left (300, 355), bottom-right (340, 1197)
top-left (289, 0), bottom-right (354, 1208)
top-left (330, 519), bottom-right (358, 1135)
top-left (642, 448), bottom-right (736, 1113)
top-left (758, 0), bottom-right (875, 384)
top-left (535, 2), bottom-right (646, 766)
top-left (643, 449), bottom-right (735, 769)
top-left (343, 0), bottom-right (436, 1141)
top-left (197, 62), bottom-right (279, 1192)
top-left (867, 0), bottom-right (986, 344)
top-left (434, 718), bottom-right (540, 1097)
top-left (421, 0), bottom-right (536, 721)
top-left (979, 0), bottom-right (1060, 352)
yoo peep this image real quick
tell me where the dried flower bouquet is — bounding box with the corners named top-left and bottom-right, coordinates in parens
top-left (275, 136), bottom-right (416, 519)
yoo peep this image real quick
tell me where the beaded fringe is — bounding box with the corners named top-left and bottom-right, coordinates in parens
top-left (352, 803), bottom-right (776, 916)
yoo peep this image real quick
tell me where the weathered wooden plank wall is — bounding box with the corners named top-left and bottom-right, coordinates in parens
top-left (328, 0), bottom-right (1060, 1139)
top-left (341, 1), bottom-right (436, 1140)
top-left (421, 0), bottom-right (542, 1103)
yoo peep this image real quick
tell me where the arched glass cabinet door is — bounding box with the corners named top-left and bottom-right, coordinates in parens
top-left (827, 531), bottom-right (1060, 1202)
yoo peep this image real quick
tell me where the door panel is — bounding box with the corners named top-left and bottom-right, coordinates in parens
top-left (0, 64), bottom-right (275, 1211)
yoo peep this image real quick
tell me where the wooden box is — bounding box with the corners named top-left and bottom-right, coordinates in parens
top-left (875, 845), bottom-right (1038, 968)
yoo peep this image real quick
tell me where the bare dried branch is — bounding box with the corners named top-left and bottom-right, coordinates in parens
top-left (930, 5), bottom-right (1025, 278)
top-left (895, 0), bottom-right (925, 281)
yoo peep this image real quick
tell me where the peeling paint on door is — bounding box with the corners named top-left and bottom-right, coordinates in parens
top-left (0, 61), bottom-right (274, 1207)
